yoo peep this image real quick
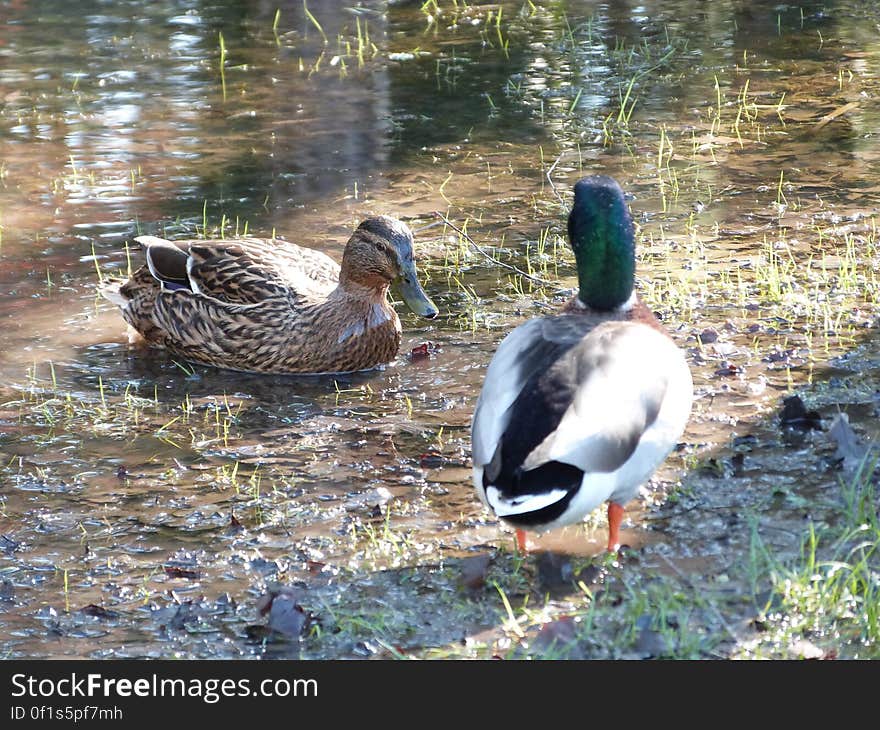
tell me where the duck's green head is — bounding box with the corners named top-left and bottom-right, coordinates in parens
top-left (566, 175), bottom-right (635, 311)
top-left (344, 215), bottom-right (438, 319)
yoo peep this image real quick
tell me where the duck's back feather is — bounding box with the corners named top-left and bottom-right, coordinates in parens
top-left (134, 235), bottom-right (338, 306)
top-left (471, 314), bottom-right (617, 470)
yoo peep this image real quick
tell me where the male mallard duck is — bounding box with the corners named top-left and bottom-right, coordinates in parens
top-left (470, 176), bottom-right (693, 552)
top-left (100, 215), bottom-right (438, 374)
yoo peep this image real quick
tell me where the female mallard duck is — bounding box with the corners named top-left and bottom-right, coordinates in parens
top-left (470, 176), bottom-right (693, 553)
top-left (100, 215), bottom-right (438, 374)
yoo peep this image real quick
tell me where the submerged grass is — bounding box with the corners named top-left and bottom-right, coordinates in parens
top-left (2, 365), bottom-right (244, 453)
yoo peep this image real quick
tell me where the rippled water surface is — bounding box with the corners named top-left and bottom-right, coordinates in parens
top-left (2, 0), bottom-right (880, 659)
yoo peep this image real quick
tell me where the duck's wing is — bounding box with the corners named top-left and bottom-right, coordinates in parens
top-left (471, 315), bottom-right (589, 473)
top-left (149, 287), bottom-right (296, 369)
top-left (514, 322), bottom-right (678, 476)
top-left (473, 318), bottom-right (691, 517)
top-left (253, 237), bottom-right (340, 291)
top-left (135, 235), bottom-right (339, 306)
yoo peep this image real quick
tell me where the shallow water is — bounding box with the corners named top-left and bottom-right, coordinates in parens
top-left (2, 0), bottom-right (880, 658)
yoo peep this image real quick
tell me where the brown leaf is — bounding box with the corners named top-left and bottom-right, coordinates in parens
top-left (828, 412), bottom-right (873, 471)
top-left (459, 553), bottom-right (492, 591)
top-left (714, 361), bottom-right (741, 377)
top-left (536, 552), bottom-right (575, 590)
top-left (698, 328), bottom-right (719, 344)
top-left (257, 584), bottom-right (301, 615)
top-left (306, 560), bottom-right (326, 574)
top-left (533, 616), bottom-right (578, 652)
top-left (419, 451), bottom-right (444, 469)
top-left (256, 585), bottom-right (312, 638)
top-left (163, 565), bottom-right (200, 580)
top-left (409, 341), bottom-right (440, 361)
top-left (255, 592), bottom-right (274, 616)
top-left (268, 595), bottom-right (309, 638)
top-left (634, 614), bottom-right (672, 658)
top-left (80, 604), bottom-right (120, 620)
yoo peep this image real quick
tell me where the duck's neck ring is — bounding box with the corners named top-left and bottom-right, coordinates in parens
top-left (572, 288), bottom-right (637, 313)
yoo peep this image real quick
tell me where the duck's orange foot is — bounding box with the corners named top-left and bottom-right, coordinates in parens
top-left (606, 502), bottom-right (625, 553)
top-left (515, 528), bottom-right (528, 554)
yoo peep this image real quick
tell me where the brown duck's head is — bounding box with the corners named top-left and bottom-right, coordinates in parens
top-left (341, 215), bottom-right (438, 319)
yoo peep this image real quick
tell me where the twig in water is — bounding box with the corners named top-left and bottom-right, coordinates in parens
top-left (433, 212), bottom-right (553, 285)
top-left (412, 219), bottom-right (446, 235)
top-left (546, 152), bottom-right (566, 208)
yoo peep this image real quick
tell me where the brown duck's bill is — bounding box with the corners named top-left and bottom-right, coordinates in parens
top-left (395, 269), bottom-right (438, 319)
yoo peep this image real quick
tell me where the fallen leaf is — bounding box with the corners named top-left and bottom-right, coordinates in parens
top-left (80, 604), bottom-right (120, 620)
top-left (163, 602), bottom-right (196, 630)
top-left (532, 616), bottom-right (578, 653)
top-left (268, 594), bottom-right (309, 638)
top-left (256, 585), bottom-right (313, 639)
top-left (536, 552), bottom-right (575, 590)
top-left (459, 553), bottom-right (492, 591)
top-left (714, 361), bottom-right (741, 377)
top-left (698, 328), bottom-right (719, 344)
top-left (419, 451), bottom-right (444, 468)
top-left (634, 614), bottom-right (672, 658)
top-left (306, 560), bottom-right (325, 574)
top-left (828, 412), bottom-right (873, 472)
top-left (255, 592), bottom-right (274, 615)
top-left (409, 341), bottom-right (439, 360)
top-left (763, 347), bottom-right (796, 364)
top-left (779, 395), bottom-right (822, 431)
top-left (163, 565), bottom-right (200, 580)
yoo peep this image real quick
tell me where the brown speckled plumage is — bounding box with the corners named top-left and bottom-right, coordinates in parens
top-left (101, 216), bottom-right (438, 374)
